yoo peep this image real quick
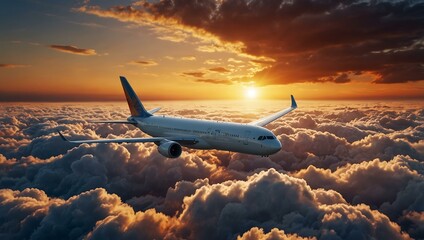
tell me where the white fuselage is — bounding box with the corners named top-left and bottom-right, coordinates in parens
top-left (132, 115), bottom-right (282, 155)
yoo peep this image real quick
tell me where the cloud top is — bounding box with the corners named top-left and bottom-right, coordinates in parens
top-left (0, 100), bottom-right (423, 239)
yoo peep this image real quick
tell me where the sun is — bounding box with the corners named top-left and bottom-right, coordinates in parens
top-left (245, 87), bottom-right (257, 99)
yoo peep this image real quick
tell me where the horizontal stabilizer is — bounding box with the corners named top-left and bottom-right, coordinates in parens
top-left (148, 107), bottom-right (161, 114)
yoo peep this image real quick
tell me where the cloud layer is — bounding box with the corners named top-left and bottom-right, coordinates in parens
top-left (0, 100), bottom-right (423, 239)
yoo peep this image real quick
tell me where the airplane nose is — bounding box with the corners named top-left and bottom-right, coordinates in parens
top-left (270, 139), bottom-right (282, 153)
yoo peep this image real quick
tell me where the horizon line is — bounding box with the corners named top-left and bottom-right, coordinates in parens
top-left (1, 92), bottom-right (423, 102)
top-left (1, 97), bottom-right (424, 103)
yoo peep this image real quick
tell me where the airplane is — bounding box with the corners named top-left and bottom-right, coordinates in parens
top-left (58, 76), bottom-right (297, 158)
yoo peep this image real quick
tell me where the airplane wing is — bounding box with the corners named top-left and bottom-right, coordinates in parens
top-left (57, 131), bottom-right (197, 145)
top-left (249, 95), bottom-right (297, 127)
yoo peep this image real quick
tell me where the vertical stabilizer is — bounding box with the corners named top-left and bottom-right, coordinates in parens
top-left (120, 76), bottom-right (152, 118)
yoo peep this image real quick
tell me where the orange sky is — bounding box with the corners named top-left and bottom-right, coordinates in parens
top-left (0, 0), bottom-right (423, 101)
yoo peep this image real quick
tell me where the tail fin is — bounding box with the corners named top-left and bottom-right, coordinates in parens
top-left (120, 76), bottom-right (152, 118)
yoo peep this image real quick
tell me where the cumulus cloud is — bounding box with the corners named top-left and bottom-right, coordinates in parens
top-left (0, 187), bottom-right (179, 239)
top-left (49, 45), bottom-right (97, 56)
top-left (0, 141), bottom-right (228, 200)
top-left (1, 170), bottom-right (411, 240)
top-left (399, 211), bottom-right (424, 239)
top-left (238, 227), bottom-right (315, 240)
top-left (178, 169), bottom-right (409, 239)
top-left (0, 101), bottom-right (423, 239)
top-left (293, 156), bottom-right (423, 213)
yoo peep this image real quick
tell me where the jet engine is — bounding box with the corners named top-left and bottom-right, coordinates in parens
top-left (158, 141), bottom-right (182, 158)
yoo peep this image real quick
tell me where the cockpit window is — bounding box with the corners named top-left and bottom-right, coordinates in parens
top-left (258, 136), bottom-right (274, 140)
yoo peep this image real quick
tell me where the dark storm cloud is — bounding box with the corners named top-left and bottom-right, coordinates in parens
top-left (0, 101), bottom-right (423, 239)
top-left (79, 0), bottom-right (424, 84)
top-left (49, 45), bottom-right (97, 56)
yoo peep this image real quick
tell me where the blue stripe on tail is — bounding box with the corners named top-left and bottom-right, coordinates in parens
top-left (120, 76), bottom-right (152, 118)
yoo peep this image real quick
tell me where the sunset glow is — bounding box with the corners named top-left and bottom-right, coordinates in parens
top-left (0, 1), bottom-right (422, 101)
top-left (245, 87), bottom-right (257, 99)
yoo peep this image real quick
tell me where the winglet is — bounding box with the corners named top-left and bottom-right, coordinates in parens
top-left (57, 130), bottom-right (68, 141)
top-left (119, 76), bottom-right (152, 118)
top-left (291, 95), bottom-right (297, 108)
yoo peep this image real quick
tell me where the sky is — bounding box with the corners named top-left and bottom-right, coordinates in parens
top-left (0, 0), bottom-right (423, 101)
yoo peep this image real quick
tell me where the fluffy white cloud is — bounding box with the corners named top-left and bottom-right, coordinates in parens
top-left (0, 100), bottom-right (422, 239)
